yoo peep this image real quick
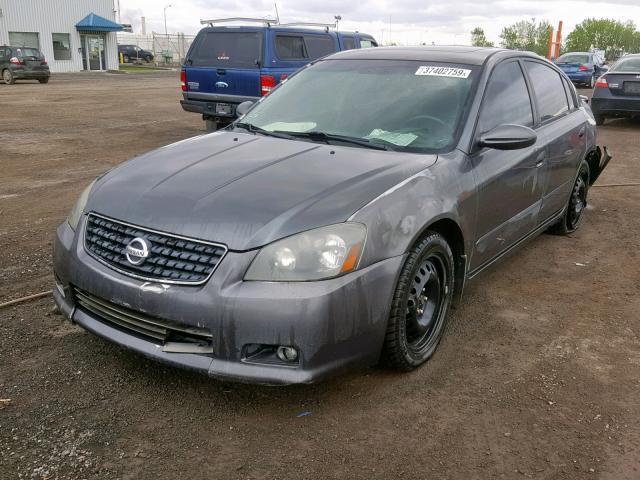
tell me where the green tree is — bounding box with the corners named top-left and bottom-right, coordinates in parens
top-left (470, 27), bottom-right (494, 47)
top-left (566, 18), bottom-right (640, 59)
top-left (499, 18), bottom-right (551, 56)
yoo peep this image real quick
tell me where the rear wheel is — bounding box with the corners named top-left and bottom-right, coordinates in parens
top-left (594, 114), bottom-right (605, 126)
top-left (383, 231), bottom-right (454, 371)
top-left (123, 54), bottom-right (130, 63)
top-left (38, 77), bottom-right (49, 84)
top-left (3, 69), bottom-right (15, 85)
top-left (586, 74), bottom-right (595, 88)
top-left (550, 160), bottom-right (590, 235)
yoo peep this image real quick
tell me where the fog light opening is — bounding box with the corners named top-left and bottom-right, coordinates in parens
top-left (276, 346), bottom-right (298, 362)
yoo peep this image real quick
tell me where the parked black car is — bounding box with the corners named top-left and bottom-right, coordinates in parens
top-left (591, 53), bottom-right (640, 125)
top-left (118, 44), bottom-right (154, 63)
top-left (54, 47), bottom-right (610, 385)
top-left (0, 45), bottom-right (50, 84)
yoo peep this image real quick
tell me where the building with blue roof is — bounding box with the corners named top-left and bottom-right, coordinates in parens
top-left (0, 0), bottom-right (122, 72)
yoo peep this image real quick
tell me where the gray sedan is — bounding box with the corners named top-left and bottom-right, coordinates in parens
top-left (53, 46), bottom-right (610, 384)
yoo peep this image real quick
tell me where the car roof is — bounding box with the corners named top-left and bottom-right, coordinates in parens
top-left (326, 46), bottom-right (537, 65)
top-left (560, 51), bottom-right (591, 55)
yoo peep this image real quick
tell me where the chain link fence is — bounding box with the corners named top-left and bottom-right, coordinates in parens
top-left (116, 33), bottom-right (195, 66)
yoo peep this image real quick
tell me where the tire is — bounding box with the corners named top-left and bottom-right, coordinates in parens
top-left (549, 160), bottom-right (590, 235)
top-left (205, 119), bottom-right (219, 132)
top-left (586, 74), bottom-right (594, 89)
top-left (144, 55), bottom-right (152, 63)
top-left (594, 114), bottom-right (605, 126)
top-left (38, 77), bottom-right (49, 84)
top-left (383, 231), bottom-right (455, 371)
top-left (3, 68), bottom-right (15, 85)
top-left (123, 55), bottom-right (130, 63)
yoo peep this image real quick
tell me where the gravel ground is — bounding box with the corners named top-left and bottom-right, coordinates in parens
top-left (0, 72), bottom-right (639, 480)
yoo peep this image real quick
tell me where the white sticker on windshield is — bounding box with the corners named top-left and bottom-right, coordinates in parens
top-left (366, 129), bottom-right (417, 147)
top-left (415, 66), bottom-right (471, 78)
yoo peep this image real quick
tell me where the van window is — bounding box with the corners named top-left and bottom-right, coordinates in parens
top-left (275, 35), bottom-right (305, 59)
top-left (190, 31), bottom-right (262, 68)
top-left (303, 34), bottom-right (335, 59)
top-left (342, 36), bottom-right (356, 50)
top-left (359, 39), bottom-right (377, 48)
top-left (524, 61), bottom-right (569, 122)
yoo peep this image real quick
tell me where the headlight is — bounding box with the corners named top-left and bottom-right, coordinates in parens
top-left (244, 223), bottom-right (367, 281)
top-left (67, 179), bottom-right (96, 231)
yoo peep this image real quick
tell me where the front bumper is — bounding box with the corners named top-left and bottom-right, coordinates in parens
top-left (53, 217), bottom-right (402, 385)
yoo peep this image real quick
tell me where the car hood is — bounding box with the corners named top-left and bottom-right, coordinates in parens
top-left (87, 132), bottom-right (437, 250)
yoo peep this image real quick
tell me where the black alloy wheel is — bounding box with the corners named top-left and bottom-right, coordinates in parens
top-left (383, 231), bottom-right (454, 370)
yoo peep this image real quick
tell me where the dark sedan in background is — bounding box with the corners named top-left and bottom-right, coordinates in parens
top-left (591, 54), bottom-right (640, 125)
top-left (53, 47), bottom-right (610, 384)
top-left (0, 46), bottom-right (50, 84)
top-left (118, 44), bottom-right (154, 63)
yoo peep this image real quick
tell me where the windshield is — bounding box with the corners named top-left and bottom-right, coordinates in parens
top-left (610, 57), bottom-right (640, 72)
top-left (557, 54), bottom-right (589, 64)
top-left (240, 59), bottom-right (478, 152)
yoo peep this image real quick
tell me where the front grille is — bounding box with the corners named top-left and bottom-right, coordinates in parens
top-left (73, 287), bottom-right (213, 349)
top-left (84, 213), bottom-right (227, 284)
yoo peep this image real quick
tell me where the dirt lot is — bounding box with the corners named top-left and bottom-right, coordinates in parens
top-left (0, 72), bottom-right (639, 480)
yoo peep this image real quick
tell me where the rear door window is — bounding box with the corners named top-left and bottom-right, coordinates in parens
top-left (190, 31), bottom-right (262, 68)
top-left (478, 60), bottom-right (534, 133)
top-left (275, 35), bottom-right (305, 59)
top-left (303, 34), bottom-right (335, 60)
top-left (524, 61), bottom-right (569, 122)
top-left (359, 38), bottom-right (377, 48)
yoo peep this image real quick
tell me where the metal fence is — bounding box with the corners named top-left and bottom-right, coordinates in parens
top-left (116, 32), bottom-right (195, 65)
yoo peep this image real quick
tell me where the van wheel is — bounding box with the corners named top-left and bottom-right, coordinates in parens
top-left (382, 231), bottom-right (454, 371)
top-left (205, 119), bottom-right (219, 132)
top-left (594, 114), bottom-right (605, 126)
top-left (549, 160), bottom-right (590, 235)
top-left (3, 69), bottom-right (15, 85)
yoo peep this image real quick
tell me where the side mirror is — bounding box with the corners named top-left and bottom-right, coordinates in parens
top-left (236, 100), bottom-right (255, 117)
top-left (478, 124), bottom-right (537, 151)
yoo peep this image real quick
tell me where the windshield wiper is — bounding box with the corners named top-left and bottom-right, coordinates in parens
top-left (276, 131), bottom-right (393, 151)
top-left (234, 122), bottom-right (296, 140)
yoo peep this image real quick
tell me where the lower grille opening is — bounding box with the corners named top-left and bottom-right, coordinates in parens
top-left (73, 287), bottom-right (213, 354)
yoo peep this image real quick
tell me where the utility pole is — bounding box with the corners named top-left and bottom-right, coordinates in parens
top-left (164, 4), bottom-right (172, 37)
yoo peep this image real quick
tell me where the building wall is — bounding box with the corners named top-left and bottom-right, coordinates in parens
top-left (0, 0), bottom-right (118, 72)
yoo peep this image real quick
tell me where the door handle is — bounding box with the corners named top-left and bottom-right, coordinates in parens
top-left (535, 160), bottom-right (544, 168)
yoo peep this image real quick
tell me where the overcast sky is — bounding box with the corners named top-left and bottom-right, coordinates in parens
top-left (117, 0), bottom-right (640, 45)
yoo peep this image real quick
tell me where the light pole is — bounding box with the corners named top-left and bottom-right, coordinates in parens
top-left (164, 4), bottom-right (172, 37)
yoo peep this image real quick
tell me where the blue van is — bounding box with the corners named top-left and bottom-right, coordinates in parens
top-left (180, 19), bottom-right (378, 131)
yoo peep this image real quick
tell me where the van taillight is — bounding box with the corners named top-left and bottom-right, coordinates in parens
top-left (260, 74), bottom-right (276, 96)
top-left (180, 69), bottom-right (187, 91)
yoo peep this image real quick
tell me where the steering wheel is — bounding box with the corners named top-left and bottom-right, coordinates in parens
top-left (404, 114), bottom-right (449, 132)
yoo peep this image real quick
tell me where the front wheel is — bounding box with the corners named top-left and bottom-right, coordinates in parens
top-left (38, 77), bottom-right (49, 84)
top-left (549, 160), bottom-right (590, 235)
top-left (594, 114), bottom-right (605, 126)
top-left (383, 231), bottom-right (454, 371)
